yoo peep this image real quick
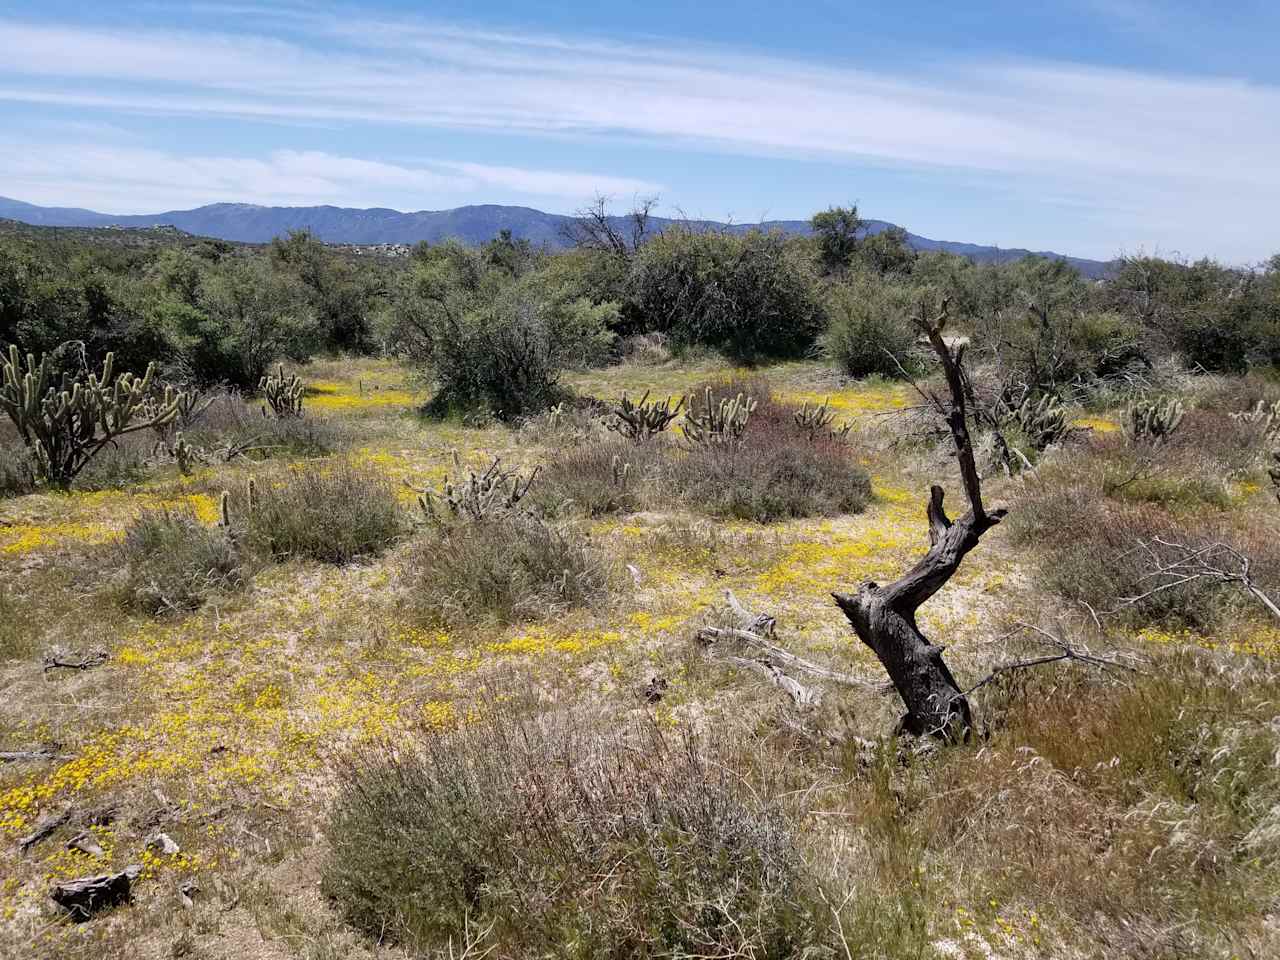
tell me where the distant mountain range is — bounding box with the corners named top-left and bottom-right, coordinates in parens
top-left (0, 195), bottom-right (1112, 277)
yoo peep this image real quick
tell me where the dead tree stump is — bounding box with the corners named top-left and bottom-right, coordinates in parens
top-left (834, 299), bottom-right (1005, 739)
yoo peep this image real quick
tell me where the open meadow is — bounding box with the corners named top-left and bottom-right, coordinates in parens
top-left (2, 211), bottom-right (1280, 959)
top-left (3, 349), bottom-right (1280, 959)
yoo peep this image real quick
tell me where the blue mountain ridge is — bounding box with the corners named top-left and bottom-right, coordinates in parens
top-left (0, 196), bottom-right (1111, 277)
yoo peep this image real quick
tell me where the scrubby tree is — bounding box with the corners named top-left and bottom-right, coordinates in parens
top-left (627, 227), bottom-right (823, 362)
top-left (810, 205), bottom-right (863, 274)
top-left (859, 225), bottom-right (917, 277)
top-left (167, 258), bottom-right (317, 388)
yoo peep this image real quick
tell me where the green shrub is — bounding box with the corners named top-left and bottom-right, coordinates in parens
top-left (113, 507), bottom-right (243, 614)
top-left (323, 717), bottom-right (826, 957)
top-left (394, 249), bottom-right (616, 420)
top-left (168, 257), bottom-right (320, 389)
top-left (241, 461), bottom-right (402, 564)
top-left (626, 227), bottom-right (823, 362)
top-left (821, 275), bottom-right (924, 379)
top-left (406, 515), bottom-right (609, 624)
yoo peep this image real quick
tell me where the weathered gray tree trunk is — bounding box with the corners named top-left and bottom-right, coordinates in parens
top-left (833, 301), bottom-right (1006, 739)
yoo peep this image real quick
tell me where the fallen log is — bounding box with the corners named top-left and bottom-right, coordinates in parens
top-left (0, 749), bottom-right (71, 763)
top-left (18, 807), bottom-right (73, 853)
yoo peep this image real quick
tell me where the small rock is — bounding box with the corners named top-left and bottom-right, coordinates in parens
top-left (146, 832), bottom-right (180, 856)
top-left (67, 832), bottom-right (105, 858)
top-left (178, 880), bottom-right (199, 909)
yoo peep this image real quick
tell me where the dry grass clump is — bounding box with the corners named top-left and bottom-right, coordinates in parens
top-left (672, 414), bottom-right (871, 523)
top-left (187, 390), bottom-right (351, 460)
top-left (0, 441), bottom-right (36, 497)
top-left (0, 586), bottom-right (38, 660)
top-left (619, 331), bottom-right (673, 365)
top-left (323, 715), bottom-right (830, 958)
top-left (918, 652), bottom-right (1280, 954)
top-left (241, 460), bottom-right (403, 564)
top-left (1011, 427), bottom-right (1280, 631)
top-left (532, 438), bottom-right (666, 517)
top-left (406, 514), bottom-right (610, 624)
top-left (112, 507), bottom-right (244, 614)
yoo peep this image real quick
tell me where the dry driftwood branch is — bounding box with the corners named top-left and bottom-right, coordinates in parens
top-left (695, 591), bottom-right (887, 708)
top-left (50, 865), bottom-right (141, 920)
top-left (43, 650), bottom-right (108, 673)
top-left (834, 298), bottom-right (1007, 739)
top-left (964, 622), bottom-right (1144, 696)
top-left (0, 748), bottom-right (71, 763)
top-left (18, 807), bottom-right (73, 853)
top-left (1119, 537), bottom-right (1280, 622)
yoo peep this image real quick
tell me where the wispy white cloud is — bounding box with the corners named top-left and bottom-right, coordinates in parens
top-left (0, 10), bottom-right (1277, 257)
top-left (0, 143), bottom-right (664, 213)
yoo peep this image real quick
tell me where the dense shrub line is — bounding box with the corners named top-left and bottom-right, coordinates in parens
top-left (8, 204), bottom-right (1276, 426)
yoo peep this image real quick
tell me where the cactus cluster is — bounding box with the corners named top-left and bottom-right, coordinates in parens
top-left (1, 344), bottom-right (185, 487)
top-left (607, 391), bottom-right (684, 443)
top-left (1230, 400), bottom-right (1280, 440)
top-left (260, 365), bottom-right (304, 419)
top-left (793, 397), bottom-right (852, 441)
top-left (683, 388), bottom-right (757, 446)
top-left (413, 452), bottom-right (540, 524)
top-left (1128, 398), bottom-right (1185, 443)
top-left (1011, 394), bottom-right (1070, 451)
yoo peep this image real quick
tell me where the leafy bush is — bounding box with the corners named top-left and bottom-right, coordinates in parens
top-left (323, 716), bottom-right (826, 957)
top-left (406, 514), bottom-right (610, 624)
top-left (418, 274), bottom-right (616, 420)
top-left (241, 460), bottom-right (402, 564)
top-left (113, 507), bottom-right (243, 614)
top-left (627, 227), bottom-right (823, 362)
top-left (166, 257), bottom-right (319, 389)
top-left (821, 275), bottom-right (924, 379)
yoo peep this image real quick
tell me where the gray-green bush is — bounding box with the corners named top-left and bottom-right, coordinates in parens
top-left (821, 275), bottom-right (924, 379)
top-left (323, 716), bottom-right (829, 958)
top-left (113, 507), bottom-right (243, 614)
top-left (241, 460), bottom-right (402, 564)
top-left (406, 513), bottom-right (609, 624)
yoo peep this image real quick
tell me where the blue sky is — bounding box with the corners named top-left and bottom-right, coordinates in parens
top-left (1, 1), bottom-right (1278, 262)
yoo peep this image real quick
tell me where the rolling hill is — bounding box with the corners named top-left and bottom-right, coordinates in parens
top-left (0, 195), bottom-right (1112, 277)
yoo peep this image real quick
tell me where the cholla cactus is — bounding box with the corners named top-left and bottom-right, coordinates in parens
top-left (1230, 400), bottom-right (1280, 441)
top-left (1012, 394), bottom-right (1070, 451)
top-left (171, 432), bottom-right (198, 476)
top-left (610, 453), bottom-right (631, 489)
top-left (793, 397), bottom-right (852, 441)
top-left (0, 345), bottom-right (184, 487)
top-left (607, 391), bottom-right (684, 443)
top-left (260, 365), bottom-right (304, 419)
top-left (412, 452), bottom-right (540, 524)
top-left (683, 388), bottom-right (757, 446)
top-left (1128, 398), bottom-right (1185, 443)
